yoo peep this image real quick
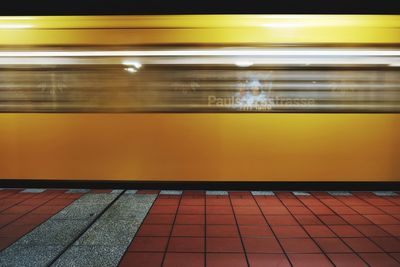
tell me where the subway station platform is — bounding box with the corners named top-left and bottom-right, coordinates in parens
top-left (0, 189), bottom-right (400, 267)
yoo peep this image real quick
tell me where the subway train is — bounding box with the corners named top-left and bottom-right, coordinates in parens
top-left (0, 15), bottom-right (399, 187)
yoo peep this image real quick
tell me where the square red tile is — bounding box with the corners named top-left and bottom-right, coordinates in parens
top-left (272, 225), bottom-right (308, 238)
top-left (12, 214), bottom-right (49, 226)
top-left (286, 206), bottom-right (313, 215)
top-left (327, 253), bottom-right (368, 267)
top-left (288, 254), bottom-right (333, 267)
top-left (355, 224), bottom-right (391, 237)
top-left (231, 200), bottom-right (257, 207)
top-left (153, 198), bottom-right (180, 206)
top-left (342, 237), bottom-right (383, 253)
top-left (370, 237), bottom-right (400, 252)
top-left (178, 205), bottom-right (205, 215)
top-left (2, 205), bottom-right (36, 215)
top-left (206, 206), bottom-right (233, 215)
top-left (255, 198), bottom-right (282, 207)
top-left (379, 225), bottom-right (400, 237)
top-left (30, 205), bottom-right (65, 215)
top-left (167, 237), bottom-right (204, 252)
top-left (163, 253), bottom-right (204, 267)
top-left (330, 206), bottom-right (358, 215)
top-left (242, 237), bottom-right (282, 253)
top-left (328, 225), bottom-right (363, 237)
top-left (314, 238), bottom-right (352, 253)
top-left (261, 206), bottom-right (290, 215)
top-left (294, 215), bottom-right (322, 225)
top-left (280, 199), bottom-right (303, 207)
top-left (172, 225), bottom-right (204, 237)
top-left (265, 215), bottom-right (298, 226)
top-left (365, 198), bottom-right (393, 206)
top-left (175, 214), bottom-right (205, 225)
top-left (320, 199), bottom-right (343, 206)
top-left (206, 237), bottom-right (243, 253)
top-left (0, 214), bottom-right (20, 228)
top-left (359, 253), bottom-right (400, 267)
top-left (0, 224), bottom-right (36, 238)
top-left (233, 206), bottom-right (261, 215)
top-left (352, 205), bottom-right (384, 215)
top-left (340, 215), bottom-right (372, 225)
top-left (379, 206), bottom-right (400, 214)
top-left (206, 253), bottom-right (247, 267)
top-left (149, 205), bottom-right (178, 215)
top-left (279, 238), bottom-right (321, 253)
top-left (364, 215), bottom-right (400, 225)
top-left (247, 254), bottom-right (290, 267)
top-left (236, 215), bottom-right (266, 225)
top-left (307, 206), bottom-right (334, 215)
top-left (206, 225), bottom-right (239, 237)
top-left (129, 237), bottom-right (168, 252)
top-left (205, 197), bottom-right (231, 206)
top-left (136, 225), bottom-right (172, 237)
top-left (206, 215), bottom-right (236, 225)
top-left (239, 225), bottom-right (273, 237)
top-left (119, 252), bottom-right (164, 267)
top-left (143, 214), bottom-right (175, 225)
top-left (45, 198), bottom-right (75, 206)
top-left (180, 198), bottom-right (205, 206)
top-left (318, 215), bottom-right (347, 225)
top-left (303, 225), bottom-right (336, 238)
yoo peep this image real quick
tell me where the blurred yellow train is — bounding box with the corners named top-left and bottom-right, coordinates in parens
top-left (0, 15), bottom-right (399, 183)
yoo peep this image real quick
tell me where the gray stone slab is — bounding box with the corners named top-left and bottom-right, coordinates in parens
top-left (52, 245), bottom-right (126, 267)
top-left (251, 191), bottom-right (275, 196)
top-left (124, 190), bottom-right (137, 194)
top-left (52, 204), bottom-right (108, 220)
top-left (111, 190), bottom-right (123, 194)
top-left (75, 220), bottom-right (138, 246)
top-left (101, 202), bottom-right (150, 221)
top-left (73, 193), bottom-right (118, 205)
top-left (293, 191), bottom-right (311, 196)
top-left (81, 193), bottom-right (156, 228)
top-left (160, 190), bottom-right (182, 195)
top-left (328, 191), bottom-right (352, 196)
top-left (21, 188), bottom-right (46, 193)
top-left (373, 191), bottom-right (398, 196)
top-left (66, 189), bottom-right (90, 194)
top-left (0, 245), bottom-right (64, 267)
top-left (206, 191), bottom-right (228, 195)
top-left (52, 191), bottom-right (156, 266)
top-left (17, 219), bottom-right (90, 246)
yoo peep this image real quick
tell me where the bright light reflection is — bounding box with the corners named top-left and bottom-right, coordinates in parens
top-left (0, 24), bottom-right (33, 29)
top-left (235, 61), bottom-right (254, 67)
top-left (1, 49), bottom-right (400, 57)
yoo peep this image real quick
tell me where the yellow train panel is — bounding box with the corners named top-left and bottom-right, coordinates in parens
top-left (0, 15), bottom-right (399, 45)
top-left (0, 114), bottom-right (399, 182)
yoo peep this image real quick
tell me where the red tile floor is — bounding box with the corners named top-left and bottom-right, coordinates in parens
top-left (119, 191), bottom-right (400, 267)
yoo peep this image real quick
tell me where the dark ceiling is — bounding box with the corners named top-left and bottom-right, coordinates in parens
top-left (0, 0), bottom-right (399, 15)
